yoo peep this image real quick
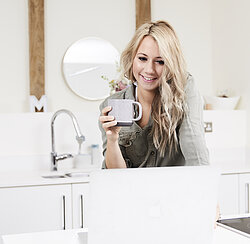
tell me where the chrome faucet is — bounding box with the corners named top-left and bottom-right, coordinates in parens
top-left (51, 109), bottom-right (85, 171)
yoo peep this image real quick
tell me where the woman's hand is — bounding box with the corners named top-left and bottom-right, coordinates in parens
top-left (99, 106), bottom-right (121, 142)
top-left (99, 106), bottom-right (126, 168)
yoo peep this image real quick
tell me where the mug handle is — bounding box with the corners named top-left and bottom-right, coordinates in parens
top-left (132, 101), bottom-right (142, 121)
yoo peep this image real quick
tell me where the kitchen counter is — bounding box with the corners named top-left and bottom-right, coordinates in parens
top-left (1, 226), bottom-right (249, 244)
top-left (219, 166), bottom-right (250, 175)
top-left (1, 167), bottom-right (250, 244)
top-left (214, 225), bottom-right (249, 243)
top-left (1, 162), bottom-right (250, 188)
top-left (212, 160), bottom-right (250, 175)
top-left (1, 229), bottom-right (87, 244)
top-left (1, 150), bottom-right (250, 189)
top-left (0, 169), bottom-right (91, 188)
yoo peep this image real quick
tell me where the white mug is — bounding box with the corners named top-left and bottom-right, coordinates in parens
top-left (108, 99), bottom-right (142, 126)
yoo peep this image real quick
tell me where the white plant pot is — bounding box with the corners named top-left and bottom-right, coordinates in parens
top-left (203, 96), bottom-right (240, 110)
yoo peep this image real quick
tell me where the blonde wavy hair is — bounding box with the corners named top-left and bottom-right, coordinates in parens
top-left (120, 20), bottom-right (187, 157)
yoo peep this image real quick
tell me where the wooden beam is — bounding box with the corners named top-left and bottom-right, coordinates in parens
top-left (136, 0), bottom-right (151, 29)
top-left (28, 0), bottom-right (45, 100)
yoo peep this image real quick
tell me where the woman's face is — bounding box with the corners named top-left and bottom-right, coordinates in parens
top-left (132, 36), bottom-right (164, 93)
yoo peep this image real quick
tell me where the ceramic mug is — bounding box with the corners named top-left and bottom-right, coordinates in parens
top-left (108, 99), bottom-right (142, 126)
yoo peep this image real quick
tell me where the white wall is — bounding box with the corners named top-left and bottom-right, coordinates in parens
top-left (204, 111), bottom-right (247, 167)
top-left (211, 0), bottom-right (250, 107)
top-left (0, 0), bottom-right (29, 113)
top-left (0, 112), bottom-right (104, 171)
top-left (151, 0), bottom-right (213, 96)
top-left (211, 0), bottom-right (250, 146)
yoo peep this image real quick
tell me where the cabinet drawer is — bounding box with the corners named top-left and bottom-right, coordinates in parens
top-left (219, 174), bottom-right (239, 215)
top-left (0, 184), bottom-right (72, 235)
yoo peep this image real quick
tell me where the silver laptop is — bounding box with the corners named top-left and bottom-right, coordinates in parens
top-left (87, 166), bottom-right (220, 244)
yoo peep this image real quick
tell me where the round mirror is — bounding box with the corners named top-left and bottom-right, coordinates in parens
top-left (63, 37), bottom-right (120, 100)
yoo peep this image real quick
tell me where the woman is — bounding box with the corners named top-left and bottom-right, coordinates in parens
top-left (99, 20), bottom-right (209, 169)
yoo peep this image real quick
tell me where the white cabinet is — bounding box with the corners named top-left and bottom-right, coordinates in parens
top-left (72, 183), bottom-right (89, 229)
top-left (0, 182), bottom-right (90, 236)
top-left (0, 184), bottom-right (72, 236)
top-left (239, 173), bottom-right (250, 214)
top-left (218, 173), bottom-right (250, 216)
top-left (218, 174), bottom-right (239, 215)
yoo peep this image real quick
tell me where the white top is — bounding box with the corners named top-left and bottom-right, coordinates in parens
top-left (1, 227), bottom-right (249, 244)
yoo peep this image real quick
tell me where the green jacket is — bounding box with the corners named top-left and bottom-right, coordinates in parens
top-left (99, 74), bottom-right (209, 168)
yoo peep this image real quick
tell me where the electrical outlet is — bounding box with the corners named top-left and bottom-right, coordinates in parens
top-left (204, 122), bottom-right (213, 133)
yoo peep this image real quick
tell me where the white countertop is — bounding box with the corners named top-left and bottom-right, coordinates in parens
top-left (214, 225), bottom-right (249, 243)
top-left (0, 163), bottom-right (250, 189)
top-left (0, 169), bottom-right (91, 188)
top-left (1, 226), bottom-right (249, 244)
top-left (1, 229), bottom-right (87, 244)
top-left (212, 161), bottom-right (250, 175)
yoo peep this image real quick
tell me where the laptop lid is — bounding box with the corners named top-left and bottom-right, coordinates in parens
top-left (87, 166), bottom-right (220, 244)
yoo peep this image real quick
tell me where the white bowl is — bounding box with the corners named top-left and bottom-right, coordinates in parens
top-left (203, 96), bottom-right (240, 110)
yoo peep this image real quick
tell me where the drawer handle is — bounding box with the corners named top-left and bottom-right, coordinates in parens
top-left (62, 195), bottom-right (66, 230)
top-left (80, 195), bottom-right (84, 228)
top-left (246, 183), bottom-right (250, 213)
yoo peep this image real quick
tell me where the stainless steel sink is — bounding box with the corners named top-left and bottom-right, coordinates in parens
top-left (65, 172), bottom-right (89, 178)
top-left (42, 175), bottom-right (66, 179)
top-left (42, 171), bottom-right (90, 179)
